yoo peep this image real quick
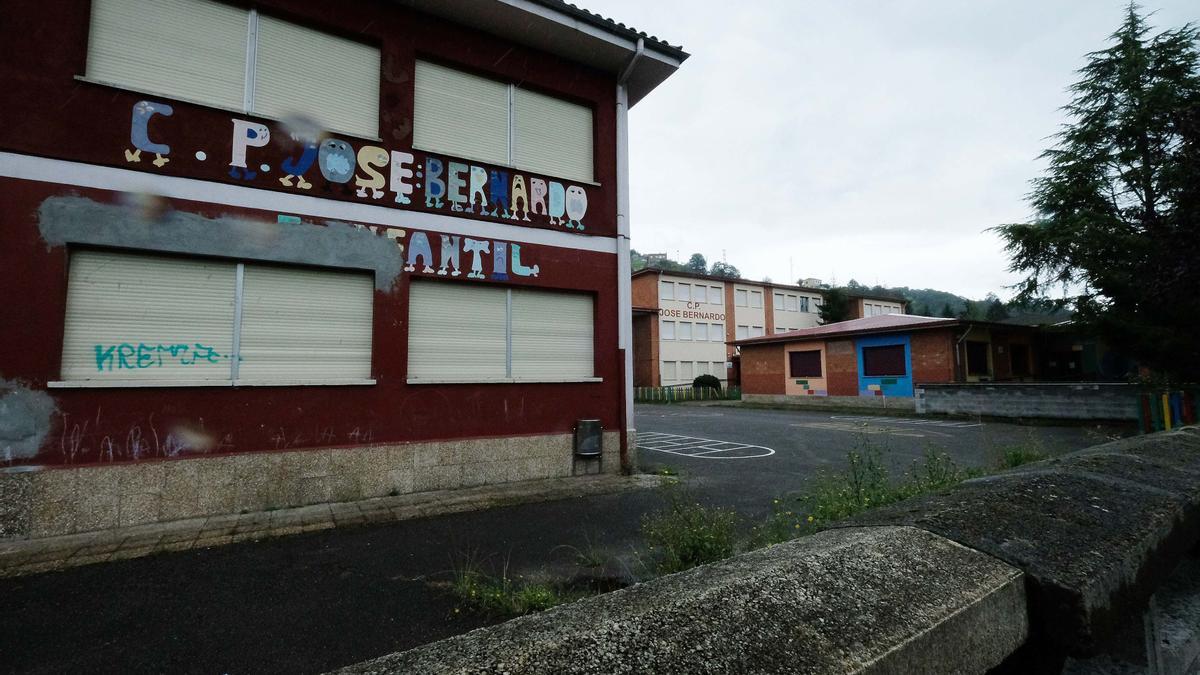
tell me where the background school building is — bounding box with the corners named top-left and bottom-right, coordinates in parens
top-left (631, 269), bottom-right (905, 387)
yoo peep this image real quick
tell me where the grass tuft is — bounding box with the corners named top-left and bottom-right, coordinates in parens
top-left (752, 437), bottom-right (977, 547)
top-left (640, 486), bottom-right (739, 575)
top-left (449, 558), bottom-right (581, 618)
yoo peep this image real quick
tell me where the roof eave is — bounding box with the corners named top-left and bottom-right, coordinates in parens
top-left (396, 0), bottom-right (688, 106)
top-left (733, 321), bottom-right (966, 347)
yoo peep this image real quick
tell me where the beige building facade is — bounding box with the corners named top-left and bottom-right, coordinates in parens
top-left (632, 269), bottom-right (906, 387)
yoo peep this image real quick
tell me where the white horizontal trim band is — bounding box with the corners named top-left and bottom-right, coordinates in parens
top-left (0, 152), bottom-right (617, 254)
top-left (406, 377), bottom-right (602, 385)
top-left (47, 378), bottom-right (377, 389)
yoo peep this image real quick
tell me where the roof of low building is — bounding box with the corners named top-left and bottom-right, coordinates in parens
top-left (733, 314), bottom-right (961, 346)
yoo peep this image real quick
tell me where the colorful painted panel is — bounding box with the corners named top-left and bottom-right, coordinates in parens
top-left (113, 100), bottom-right (599, 234)
top-left (855, 334), bottom-right (914, 397)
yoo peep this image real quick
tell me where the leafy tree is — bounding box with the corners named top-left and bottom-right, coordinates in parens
top-left (984, 294), bottom-right (1011, 322)
top-left (994, 6), bottom-right (1200, 381)
top-left (818, 288), bottom-right (852, 324)
top-left (630, 249), bottom-right (647, 271)
top-left (709, 261), bottom-right (741, 278)
top-left (845, 279), bottom-right (865, 290)
top-left (686, 253), bottom-right (708, 274)
top-left (940, 303), bottom-right (955, 318)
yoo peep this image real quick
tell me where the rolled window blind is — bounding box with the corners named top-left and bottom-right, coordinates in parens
top-left (407, 281), bottom-right (507, 380)
top-left (238, 265), bottom-right (374, 382)
top-left (510, 288), bottom-right (593, 379)
top-left (87, 0), bottom-right (247, 111)
top-left (513, 87), bottom-right (594, 182)
top-left (60, 250), bottom-right (238, 382)
top-left (413, 60), bottom-right (510, 165)
top-left (254, 15), bottom-right (381, 138)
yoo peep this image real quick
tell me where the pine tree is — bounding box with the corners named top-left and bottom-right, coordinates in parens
top-left (818, 288), bottom-right (852, 325)
top-left (994, 5), bottom-right (1200, 381)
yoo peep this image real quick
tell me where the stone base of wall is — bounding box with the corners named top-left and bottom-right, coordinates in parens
top-left (915, 383), bottom-right (1138, 421)
top-left (0, 431), bottom-right (620, 540)
top-left (743, 393), bottom-right (917, 413)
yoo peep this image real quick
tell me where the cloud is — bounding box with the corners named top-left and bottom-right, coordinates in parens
top-left (593, 0), bottom-right (1197, 298)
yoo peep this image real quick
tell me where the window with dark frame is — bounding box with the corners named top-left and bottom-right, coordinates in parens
top-left (966, 341), bottom-right (991, 376)
top-left (861, 344), bottom-right (906, 377)
top-left (789, 350), bottom-right (822, 377)
top-left (1010, 343), bottom-right (1030, 376)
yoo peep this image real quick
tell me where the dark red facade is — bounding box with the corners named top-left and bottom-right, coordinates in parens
top-left (0, 0), bottom-right (625, 467)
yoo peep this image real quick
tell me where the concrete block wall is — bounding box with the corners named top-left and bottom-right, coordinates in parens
top-left (743, 393), bottom-right (916, 412)
top-left (916, 382), bottom-right (1138, 420)
top-left (0, 431), bottom-right (619, 540)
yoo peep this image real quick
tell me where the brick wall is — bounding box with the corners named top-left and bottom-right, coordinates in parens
top-left (825, 338), bottom-right (858, 396)
top-left (631, 273), bottom-right (659, 309)
top-left (740, 343), bottom-right (786, 395)
top-left (911, 329), bottom-right (956, 384)
top-left (632, 313), bottom-right (659, 386)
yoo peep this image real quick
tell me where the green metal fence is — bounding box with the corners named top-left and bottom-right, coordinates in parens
top-left (634, 385), bottom-right (741, 403)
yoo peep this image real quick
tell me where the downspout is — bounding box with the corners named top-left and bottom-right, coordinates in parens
top-left (615, 38), bottom-right (643, 474)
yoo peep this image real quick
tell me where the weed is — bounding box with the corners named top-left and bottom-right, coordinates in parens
top-left (984, 429), bottom-right (1050, 470)
top-left (449, 557), bottom-right (580, 618)
top-left (641, 485), bottom-right (739, 575)
top-left (552, 534), bottom-right (610, 570)
top-left (752, 438), bottom-right (972, 547)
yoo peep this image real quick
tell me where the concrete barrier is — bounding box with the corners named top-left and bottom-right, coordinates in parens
top-left (914, 382), bottom-right (1138, 421)
top-left (848, 427), bottom-right (1200, 668)
top-left (338, 526), bottom-right (1026, 675)
top-left (336, 428), bottom-right (1200, 674)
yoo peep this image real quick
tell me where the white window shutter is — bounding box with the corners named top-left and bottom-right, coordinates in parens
top-left (61, 251), bottom-right (237, 382)
top-left (510, 289), bottom-right (593, 380)
top-left (237, 265), bottom-right (373, 382)
top-left (408, 281), bottom-right (507, 381)
top-left (253, 15), bottom-right (381, 138)
top-left (513, 87), bottom-right (594, 182)
top-left (87, 0), bottom-right (247, 111)
top-left (413, 60), bottom-right (510, 165)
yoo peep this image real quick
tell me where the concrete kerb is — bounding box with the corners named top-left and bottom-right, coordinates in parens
top-left (335, 526), bottom-right (1028, 675)
top-left (0, 473), bottom-right (663, 578)
top-left (843, 426), bottom-right (1200, 660)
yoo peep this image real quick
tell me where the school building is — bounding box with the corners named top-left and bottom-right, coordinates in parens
top-left (733, 315), bottom-right (1038, 400)
top-left (631, 269), bottom-right (905, 387)
top-left (0, 0), bottom-right (686, 539)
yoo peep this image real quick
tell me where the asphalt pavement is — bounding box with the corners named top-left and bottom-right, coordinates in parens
top-left (0, 403), bottom-right (1126, 674)
top-left (635, 403), bottom-right (1122, 518)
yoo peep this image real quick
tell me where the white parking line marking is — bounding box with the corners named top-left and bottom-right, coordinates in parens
top-left (638, 432), bottom-right (775, 459)
top-left (829, 415), bottom-right (983, 429)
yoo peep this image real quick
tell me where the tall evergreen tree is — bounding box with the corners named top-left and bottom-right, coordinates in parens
top-left (818, 288), bottom-right (852, 324)
top-left (994, 5), bottom-right (1200, 381)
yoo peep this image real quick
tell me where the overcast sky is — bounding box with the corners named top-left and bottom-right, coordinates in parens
top-left (586, 1), bottom-right (1197, 299)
